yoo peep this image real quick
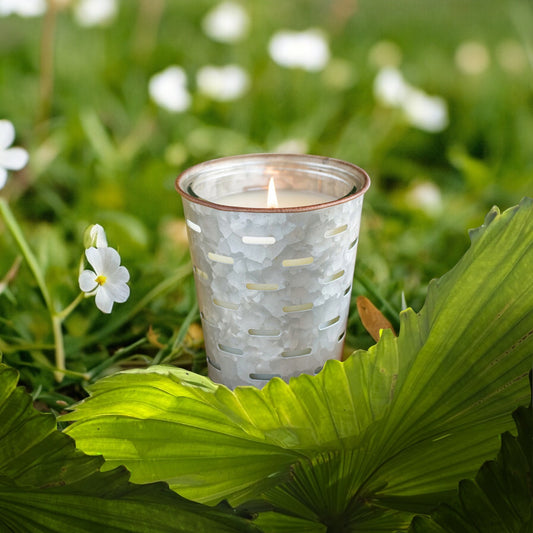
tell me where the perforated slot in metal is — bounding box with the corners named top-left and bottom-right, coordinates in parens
top-left (325, 224), bottom-right (348, 238)
top-left (186, 219), bottom-right (201, 233)
top-left (282, 302), bottom-right (313, 313)
top-left (319, 315), bottom-right (340, 330)
top-left (349, 237), bottom-right (358, 250)
top-left (338, 330), bottom-right (346, 342)
top-left (248, 329), bottom-right (281, 337)
top-left (282, 256), bottom-right (314, 267)
top-left (193, 266), bottom-right (208, 280)
top-left (249, 373), bottom-right (281, 381)
top-left (246, 283), bottom-right (279, 291)
top-left (343, 284), bottom-right (352, 296)
top-left (208, 252), bottom-right (234, 264)
top-left (218, 343), bottom-right (244, 356)
top-left (242, 236), bottom-right (276, 245)
top-left (323, 270), bottom-right (345, 283)
top-left (213, 298), bottom-right (239, 310)
top-left (281, 348), bottom-right (312, 357)
top-left (207, 356), bottom-right (221, 370)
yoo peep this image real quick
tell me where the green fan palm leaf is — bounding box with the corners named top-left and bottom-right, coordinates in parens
top-left (63, 199), bottom-right (533, 530)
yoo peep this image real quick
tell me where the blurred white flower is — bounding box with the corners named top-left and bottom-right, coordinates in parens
top-left (74, 0), bottom-right (117, 27)
top-left (79, 246), bottom-right (130, 314)
top-left (373, 67), bottom-right (410, 106)
top-left (0, 120), bottom-right (29, 190)
top-left (402, 89), bottom-right (448, 133)
top-left (373, 67), bottom-right (448, 133)
top-left (368, 40), bottom-right (403, 68)
top-left (202, 1), bottom-right (249, 43)
top-left (84, 223), bottom-right (108, 248)
top-left (268, 29), bottom-right (330, 72)
top-left (196, 64), bottom-right (250, 102)
top-left (406, 181), bottom-right (443, 216)
top-left (149, 66), bottom-right (191, 113)
top-left (496, 40), bottom-right (528, 74)
top-left (273, 138), bottom-right (308, 154)
top-left (455, 41), bottom-right (490, 75)
top-left (0, 0), bottom-right (46, 17)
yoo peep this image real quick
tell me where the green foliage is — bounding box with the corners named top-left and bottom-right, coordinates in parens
top-left (63, 199), bottom-right (533, 531)
top-left (0, 363), bottom-right (259, 532)
top-left (409, 397), bottom-right (532, 533)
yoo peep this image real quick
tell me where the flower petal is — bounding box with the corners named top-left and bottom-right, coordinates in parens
top-left (0, 147), bottom-right (29, 170)
top-left (99, 246), bottom-right (122, 273)
top-left (0, 167), bottom-right (7, 190)
top-left (0, 120), bottom-right (15, 150)
top-left (79, 270), bottom-right (98, 292)
top-left (95, 287), bottom-right (114, 314)
top-left (107, 265), bottom-right (130, 284)
top-left (85, 247), bottom-right (104, 274)
top-left (103, 280), bottom-right (130, 304)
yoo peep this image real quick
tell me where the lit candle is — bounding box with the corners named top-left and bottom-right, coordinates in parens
top-left (176, 154), bottom-right (370, 389)
top-left (215, 177), bottom-right (336, 208)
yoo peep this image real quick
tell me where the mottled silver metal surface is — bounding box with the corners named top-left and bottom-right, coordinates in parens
top-left (177, 154), bottom-right (369, 389)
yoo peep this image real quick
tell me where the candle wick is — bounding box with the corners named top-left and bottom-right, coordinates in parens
top-left (267, 177), bottom-right (279, 208)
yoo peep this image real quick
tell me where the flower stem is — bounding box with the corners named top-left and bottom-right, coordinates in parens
top-left (0, 198), bottom-right (53, 312)
top-left (0, 197), bottom-right (72, 382)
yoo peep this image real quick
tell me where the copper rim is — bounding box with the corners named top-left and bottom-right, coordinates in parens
top-left (175, 153), bottom-right (371, 213)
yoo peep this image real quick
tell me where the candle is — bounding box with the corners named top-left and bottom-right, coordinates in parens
top-left (176, 153), bottom-right (370, 389)
top-left (216, 178), bottom-right (336, 208)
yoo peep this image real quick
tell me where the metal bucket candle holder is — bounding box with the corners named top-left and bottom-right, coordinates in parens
top-left (176, 153), bottom-right (370, 388)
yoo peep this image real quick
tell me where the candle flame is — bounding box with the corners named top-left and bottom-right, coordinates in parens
top-left (267, 177), bottom-right (279, 208)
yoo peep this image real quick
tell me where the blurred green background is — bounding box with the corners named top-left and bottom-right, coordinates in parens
top-left (0, 0), bottom-right (531, 402)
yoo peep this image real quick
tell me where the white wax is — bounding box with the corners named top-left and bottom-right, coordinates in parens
top-left (216, 189), bottom-right (336, 208)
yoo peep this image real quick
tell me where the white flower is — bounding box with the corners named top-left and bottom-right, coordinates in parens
top-left (368, 40), bottom-right (403, 68)
top-left (84, 223), bottom-right (108, 248)
top-left (0, 0), bottom-right (46, 17)
top-left (402, 89), bottom-right (448, 133)
top-left (0, 120), bottom-right (29, 190)
top-left (202, 1), bottom-right (249, 43)
top-left (273, 138), bottom-right (308, 154)
top-left (79, 247), bottom-right (130, 313)
top-left (373, 67), bottom-right (410, 106)
top-left (74, 0), bottom-right (117, 27)
top-left (268, 29), bottom-right (330, 72)
top-left (373, 67), bottom-right (448, 133)
top-left (149, 66), bottom-right (191, 113)
top-left (196, 64), bottom-right (250, 102)
top-left (455, 41), bottom-right (490, 75)
top-left (406, 181), bottom-right (443, 216)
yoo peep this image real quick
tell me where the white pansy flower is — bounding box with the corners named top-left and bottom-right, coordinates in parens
top-left (79, 246), bottom-right (130, 314)
top-left (0, 0), bottom-right (46, 17)
top-left (373, 67), bottom-right (448, 133)
top-left (455, 41), bottom-right (490, 75)
top-left (268, 29), bottom-right (330, 72)
top-left (0, 120), bottom-right (29, 190)
top-left (74, 0), bottom-right (117, 27)
top-left (202, 1), bottom-right (249, 43)
top-left (196, 64), bottom-right (250, 101)
top-left (149, 66), bottom-right (191, 113)
top-left (402, 89), bottom-right (448, 133)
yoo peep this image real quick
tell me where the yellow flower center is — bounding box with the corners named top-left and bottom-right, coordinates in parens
top-left (95, 274), bottom-right (107, 286)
